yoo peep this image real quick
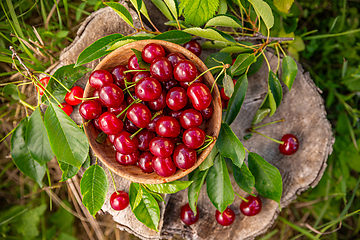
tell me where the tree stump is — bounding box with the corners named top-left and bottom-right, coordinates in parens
top-left (48, 2), bottom-right (334, 240)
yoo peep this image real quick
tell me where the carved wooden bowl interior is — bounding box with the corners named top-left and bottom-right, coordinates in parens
top-left (83, 39), bottom-right (222, 184)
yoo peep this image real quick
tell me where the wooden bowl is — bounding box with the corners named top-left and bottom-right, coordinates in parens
top-left (83, 40), bottom-right (222, 184)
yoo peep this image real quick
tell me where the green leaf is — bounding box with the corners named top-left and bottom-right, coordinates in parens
top-left (274, 0), bottom-right (294, 13)
top-left (146, 181), bottom-right (193, 194)
top-left (82, 153), bottom-right (91, 170)
top-left (44, 102), bottom-right (89, 168)
top-left (204, 52), bottom-right (232, 74)
top-left (150, 0), bottom-right (174, 20)
top-left (230, 53), bottom-right (256, 75)
top-left (74, 34), bottom-right (124, 67)
top-left (10, 118), bottom-right (46, 187)
top-left (107, 35), bottom-right (153, 51)
top-left (199, 144), bottom-right (218, 171)
top-left (216, 123), bottom-right (245, 168)
top-left (233, 163), bottom-right (255, 195)
top-left (206, 155), bottom-right (234, 213)
top-left (184, 27), bottom-right (235, 43)
top-left (188, 168), bottom-right (209, 215)
top-left (149, 191), bottom-right (164, 202)
top-left (2, 84), bottom-right (25, 100)
top-left (220, 46), bottom-right (251, 53)
top-left (223, 74), bottom-right (234, 99)
top-left (218, 0), bottom-right (227, 14)
top-left (129, 0), bottom-right (142, 11)
top-left (205, 14), bottom-right (242, 28)
top-left (180, 0), bottom-right (219, 26)
top-left (251, 108), bottom-right (270, 125)
top-left (104, 2), bottom-right (134, 28)
top-left (133, 187), bottom-right (143, 210)
top-left (248, 152), bottom-right (282, 204)
top-left (129, 183), bottom-right (160, 231)
top-left (225, 75), bottom-right (248, 125)
top-left (282, 55), bottom-right (297, 91)
top-left (80, 164), bottom-right (109, 216)
top-left (25, 107), bottom-right (54, 165)
top-left (268, 71), bottom-right (283, 116)
top-left (14, 204), bottom-right (47, 240)
top-left (164, 0), bottom-right (179, 18)
top-left (248, 0), bottom-right (274, 30)
top-left (58, 160), bottom-right (79, 182)
top-left (152, 30), bottom-right (192, 44)
top-left (131, 48), bottom-right (151, 70)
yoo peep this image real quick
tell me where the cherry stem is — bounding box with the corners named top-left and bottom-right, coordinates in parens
top-left (235, 192), bottom-right (249, 202)
top-left (116, 98), bottom-right (141, 118)
top-left (122, 83), bottom-right (137, 92)
top-left (252, 119), bottom-right (284, 130)
top-left (189, 65), bottom-right (229, 86)
top-left (130, 128), bottom-right (143, 140)
top-left (196, 136), bottom-right (215, 153)
top-left (20, 99), bottom-right (35, 111)
top-left (96, 132), bottom-right (107, 144)
top-left (130, 110), bottom-right (162, 139)
top-left (251, 130), bottom-right (284, 145)
top-left (123, 69), bottom-right (148, 74)
top-left (109, 170), bottom-right (119, 194)
top-left (0, 127), bottom-right (16, 144)
top-left (74, 96), bottom-right (99, 100)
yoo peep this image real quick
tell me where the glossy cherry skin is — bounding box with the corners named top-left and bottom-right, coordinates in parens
top-left (108, 134), bottom-right (116, 144)
top-left (79, 100), bottom-right (102, 120)
top-left (167, 110), bottom-right (183, 121)
top-left (199, 105), bottom-right (213, 120)
top-left (183, 127), bottom-right (205, 149)
top-left (215, 207), bottom-right (235, 226)
top-left (138, 152), bottom-right (154, 173)
top-left (180, 203), bottom-right (199, 225)
top-left (98, 112), bottom-right (123, 135)
top-left (166, 87), bottom-right (188, 111)
top-left (187, 83), bottom-right (212, 111)
top-left (179, 71), bottom-right (204, 89)
top-left (59, 102), bottom-right (73, 116)
top-left (135, 77), bottom-right (162, 101)
top-left (108, 101), bottom-right (127, 119)
top-left (89, 69), bottom-right (113, 89)
top-left (114, 131), bottom-right (139, 154)
top-left (110, 191), bottom-right (129, 211)
top-left (183, 40), bottom-right (202, 57)
top-left (92, 89), bottom-right (105, 107)
top-left (166, 52), bottom-right (185, 67)
top-left (137, 129), bottom-right (155, 151)
top-left (180, 109), bottom-right (203, 129)
top-left (279, 134), bottom-right (299, 155)
top-left (128, 54), bottom-right (145, 72)
top-left (152, 156), bottom-right (176, 177)
top-left (142, 43), bottom-right (165, 63)
top-left (240, 196), bottom-right (262, 216)
top-left (146, 115), bottom-right (162, 132)
top-left (148, 90), bottom-right (167, 111)
top-left (93, 117), bottom-right (102, 131)
top-left (173, 144), bottom-right (197, 170)
top-left (111, 65), bottom-right (132, 89)
top-left (149, 137), bottom-right (174, 158)
top-left (127, 94), bottom-right (139, 105)
top-left (220, 88), bottom-right (230, 101)
top-left (36, 76), bottom-right (50, 96)
top-left (161, 77), bottom-right (179, 91)
top-left (124, 118), bottom-right (140, 133)
top-left (99, 83), bottom-right (124, 108)
top-left (150, 57), bottom-right (173, 82)
top-left (173, 60), bottom-right (197, 82)
top-left (65, 86), bottom-right (84, 106)
top-left (155, 116), bottom-right (181, 138)
top-left (132, 71), bottom-right (151, 83)
top-left (127, 103), bottom-right (152, 128)
top-left (116, 150), bottom-right (139, 165)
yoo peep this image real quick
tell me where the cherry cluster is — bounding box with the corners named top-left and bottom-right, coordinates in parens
top-left (79, 42), bottom-right (214, 178)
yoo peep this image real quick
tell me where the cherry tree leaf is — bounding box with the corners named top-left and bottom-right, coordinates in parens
top-left (131, 48), bottom-right (151, 70)
top-left (164, 0), bottom-right (179, 18)
top-left (282, 55), bottom-right (298, 91)
top-left (204, 52), bottom-right (232, 74)
top-left (180, 0), bottom-right (219, 26)
top-left (188, 168), bottom-right (209, 215)
top-left (129, 0), bottom-right (142, 11)
top-left (152, 30), bottom-right (192, 44)
top-left (233, 163), bottom-right (255, 195)
top-left (230, 53), bottom-right (256, 75)
top-left (274, 0), bottom-right (294, 13)
top-left (104, 2), bottom-right (134, 28)
top-left (218, 0), bottom-right (227, 14)
top-left (150, 0), bottom-right (174, 20)
top-left (145, 181), bottom-right (193, 194)
top-left (199, 144), bottom-right (218, 171)
top-left (58, 160), bottom-right (79, 182)
top-left (223, 74), bottom-right (234, 99)
top-left (184, 27), bottom-right (235, 43)
top-left (225, 75), bottom-right (248, 125)
top-left (248, 0), bottom-right (274, 30)
top-left (107, 35), bottom-right (153, 51)
top-left (251, 108), bottom-right (271, 125)
top-left (268, 71), bottom-right (283, 116)
top-left (205, 14), bottom-right (242, 28)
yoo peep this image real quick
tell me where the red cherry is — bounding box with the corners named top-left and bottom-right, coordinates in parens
top-left (279, 134), bottom-right (299, 155)
top-left (142, 43), bottom-right (165, 63)
top-left (182, 127), bottom-right (205, 149)
top-left (173, 144), bottom-right (197, 170)
top-left (108, 134), bottom-right (116, 144)
top-left (93, 117), bottom-right (102, 131)
top-left (138, 152), bottom-right (154, 173)
top-left (199, 105), bottom-right (213, 120)
top-left (108, 101), bottom-right (128, 119)
top-left (220, 88), bottom-right (230, 101)
top-left (173, 60), bottom-right (197, 82)
top-left (113, 131), bottom-right (139, 154)
top-left (124, 118), bottom-right (140, 133)
top-left (126, 94), bottom-right (139, 105)
top-left (127, 103), bottom-right (152, 128)
top-left (166, 87), bottom-right (188, 111)
top-left (179, 71), bottom-right (204, 90)
top-left (146, 115), bottom-right (163, 132)
top-left (183, 40), bottom-right (202, 57)
top-left (149, 137), bottom-right (174, 157)
top-left (155, 116), bottom-right (181, 138)
top-left (187, 83), bottom-right (212, 111)
top-left (89, 69), bottom-right (113, 89)
top-left (167, 110), bottom-right (183, 121)
top-left (180, 109), bottom-right (203, 129)
top-left (36, 76), bottom-right (50, 96)
top-left (215, 207), bottom-right (235, 226)
top-left (116, 150), bottom-right (139, 165)
top-left (180, 203), bottom-right (199, 225)
top-left (128, 54), bottom-right (145, 72)
top-left (110, 191), bottom-right (129, 211)
top-left (65, 86), bottom-right (84, 106)
top-left (152, 155), bottom-right (176, 177)
top-left (150, 57), bottom-right (173, 82)
top-left (99, 83), bottom-right (124, 108)
top-left (59, 102), bottom-right (73, 116)
top-left (92, 89), bottom-right (105, 107)
top-left (161, 77), bottom-right (179, 91)
top-left (111, 65), bottom-right (132, 89)
top-left (135, 77), bottom-right (162, 101)
top-left (240, 196), bottom-right (262, 216)
top-left (98, 112), bottom-right (123, 135)
top-left (132, 71), bottom-right (151, 83)
top-left (79, 100), bottom-right (102, 120)
top-left (166, 52), bottom-right (185, 67)
top-left (148, 90), bottom-right (167, 111)
top-left (137, 129), bottom-right (155, 151)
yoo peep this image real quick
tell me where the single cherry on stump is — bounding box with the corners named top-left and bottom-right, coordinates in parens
top-left (152, 156), bottom-right (176, 177)
top-left (135, 77), bottom-right (162, 101)
top-left (89, 69), bottom-right (113, 89)
top-left (173, 144), bottom-right (197, 170)
top-left (279, 134), bottom-right (299, 155)
top-left (183, 40), bottom-right (202, 57)
top-left (240, 195), bottom-right (262, 216)
top-left (180, 203), bottom-right (199, 225)
top-left (79, 100), bottom-right (102, 120)
top-left (65, 86), bottom-right (84, 106)
top-left (215, 207), bottom-right (235, 226)
top-left (98, 112), bottom-right (123, 135)
top-left (142, 43), bottom-right (165, 63)
top-left (59, 102), bottom-right (73, 116)
top-left (110, 191), bottom-right (129, 211)
top-left (99, 83), bottom-right (124, 108)
top-left (126, 103), bottom-right (152, 128)
top-left (187, 83), bottom-right (212, 111)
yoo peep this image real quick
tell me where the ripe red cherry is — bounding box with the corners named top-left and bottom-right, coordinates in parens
top-left (108, 134), bottom-right (116, 144)
top-left (179, 71), bottom-right (204, 89)
top-left (135, 77), bottom-right (162, 101)
top-left (113, 131), bottom-right (139, 154)
top-left (146, 115), bottom-right (163, 132)
top-left (183, 40), bottom-right (202, 57)
top-left (180, 109), bottom-right (203, 129)
top-left (65, 86), bottom-right (84, 106)
top-left (59, 102), bottom-right (73, 116)
top-left (173, 144), bottom-right (197, 170)
top-left (187, 83), bottom-right (212, 110)
top-left (138, 152), bottom-right (154, 173)
top-left (180, 203), bottom-right (199, 225)
top-left (166, 52), bottom-right (185, 67)
top-left (79, 100), bottom-right (102, 120)
top-left (93, 117), bottom-right (102, 131)
top-left (128, 54), bottom-right (145, 72)
top-left (161, 77), bottom-right (179, 91)
top-left (108, 101), bottom-right (128, 119)
top-left (149, 137), bottom-right (174, 158)
top-left (98, 112), bottom-right (123, 135)
top-left (173, 60), bottom-right (197, 82)
top-left (92, 89), bottom-right (105, 107)
top-left (240, 196), bottom-right (262, 216)
top-left (111, 65), bottom-right (132, 89)
top-left (166, 87), bottom-right (188, 111)
top-left (110, 191), bottom-right (129, 211)
top-left (99, 83), bottom-right (124, 108)
top-left (36, 76), bottom-right (50, 96)
top-left (167, 110), bottom-right (183, 121)
top-left (132, 71), bottom-right (151, 83)
top-left (215, 207), bottom-right (235, 226)
top-left (150, 57), bottom-right (173, 82)
top-left (279, 134), bottom-right (299, 155)
top-left (116, 150), bottom-right (139, 165)
top-left (199, 105), bottom-right (213, 120)
top-left (124, 118), bottom-right (140, 133)
top-left (89, 69), bottom-right (113, 89)
top-left (142, 43), bottom-right (165, 63)
top-left (127, 94), bottom-right (139, 105)
top-left (183, 127), bottom-right (205, 149)
top-left (127, 103), bottom-right (152, 128)
top-left (222, 99), bottom-right (228, 109)
top-left (148, 90), bottom-right (167, 111)
top-left (155, 116), bottom-right (181, 138)
top-left (137, 129), bottom-right (155, 151)
top-left (152, 156), bottom-right (176, 177)
top-left (220, 88), bottom-right (230, 101)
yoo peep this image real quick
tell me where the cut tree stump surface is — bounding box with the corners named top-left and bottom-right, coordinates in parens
top-left (48, 3), bottom-right (334, 240)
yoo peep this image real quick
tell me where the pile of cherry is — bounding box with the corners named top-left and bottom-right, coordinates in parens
top-left (79, 42), bottom-right (214, 178)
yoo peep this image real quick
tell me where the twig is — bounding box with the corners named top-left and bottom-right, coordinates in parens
top-left (299, 221), bottom-right (342, 235)
top-left (234, 32), bottom-right (294, 43)
top-left (45, 0), bottom-right (61, 30)
top-left (10, 46), bottom-right (33, 77)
